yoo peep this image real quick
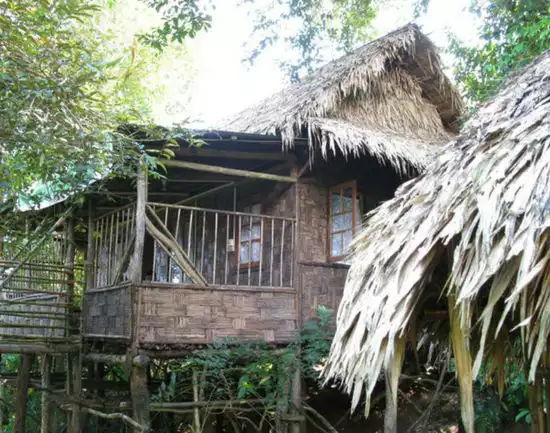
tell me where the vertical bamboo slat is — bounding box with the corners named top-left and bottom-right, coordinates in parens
top-left (237, 216), bottom-right (241, 286)
top-left (248, 214), bottom-right (252, 286)
top-left (280, 220), bottom-right (286, 287)
top-left (270, 219), bottom-right (275, 287)
top-left (213, 213), bottom-right (218, 284)
top-left (259, 218), bottom-right (264, 286)
top-left (224, 214), bottom-right (230, 285)
top-left (200, 212), bottom-right (206, 275)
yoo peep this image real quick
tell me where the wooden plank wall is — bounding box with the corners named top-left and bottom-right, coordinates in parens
top-left (137, 284), bottom-right (297, 344)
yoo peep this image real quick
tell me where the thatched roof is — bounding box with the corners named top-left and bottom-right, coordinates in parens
top-left (324, 50), bottom-right (550, 428)
top-left (222, 24), bottom-right (463, 174)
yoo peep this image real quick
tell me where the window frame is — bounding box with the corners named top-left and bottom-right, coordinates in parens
top-left (328, 181), bottom-right (362, 262)
top-left (237, 203), bottom-right (262, 268)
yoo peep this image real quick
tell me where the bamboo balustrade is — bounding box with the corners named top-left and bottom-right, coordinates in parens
top-left (0, 227), bottom-right (82, 346)
top-left (147, 202), bottom-right (296, 288)
top-left (93, 203), bottom-right (137, 288)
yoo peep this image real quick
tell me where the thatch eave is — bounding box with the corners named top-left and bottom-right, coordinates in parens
top-left (324, 51), bottom-right (550, 428)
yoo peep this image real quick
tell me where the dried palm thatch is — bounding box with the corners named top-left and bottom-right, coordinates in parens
top-left (323, 51), bottom-right (550, 431)
top-left (222, 24), bottom-right (462, 174)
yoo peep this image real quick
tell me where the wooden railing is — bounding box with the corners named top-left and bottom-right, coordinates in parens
top-left (0, 259), bottom-right (82, 342)
top-left (93, 203), bottom-right (136, 288)
top-left (147, 203), bottom-right (296, 288)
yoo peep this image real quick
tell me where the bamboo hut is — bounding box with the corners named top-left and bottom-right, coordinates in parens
top-left (0, 24), bottom-right (464, 433)
top-left (223, 23), bottom-right (463, 174)
top-left (324, 51), bottom-right (550, 433)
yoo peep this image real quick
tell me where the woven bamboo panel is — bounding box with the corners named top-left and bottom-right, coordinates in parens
top-left (0, 294), bottom-right (67, 339)
top-left (300, 264), bottom-right (348, 325)
top-left (85, 285), bottom-right (132, 337)
top-left (138, 285), bottom-right (297, 345)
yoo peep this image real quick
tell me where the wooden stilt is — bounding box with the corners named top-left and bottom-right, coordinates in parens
top-left (70, 351), bottom-right (82, 433)
top-left (290, 365), bottom-right (302, 433)
top-left (14, 354), bottom-right (34, 433)
top-left (192, 369), bottom-right (201, 433)
top-left (131, 355), bottom-right (150, 433)
top-left (41, 355), bottom-right (53, 433)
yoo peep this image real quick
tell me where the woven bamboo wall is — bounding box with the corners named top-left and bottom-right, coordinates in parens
top-left (0, 294), bottom-right (67, 339)
top-left (84, 284), bottom-right (132, 338)
top-left (138, 284), bottom-right (297, 344)
top-left (299, 263), bottom-right (348, 324)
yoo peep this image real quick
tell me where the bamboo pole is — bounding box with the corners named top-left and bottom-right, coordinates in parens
top-left (160, 159), bottom-right (296, 183)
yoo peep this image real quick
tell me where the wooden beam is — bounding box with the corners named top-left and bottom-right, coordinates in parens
top-left (160, 159), bottom-right (296, 183)
top-left (175, 182), bottom-right (235, 206)
top-left (177, 147), bottom-right (290, 161)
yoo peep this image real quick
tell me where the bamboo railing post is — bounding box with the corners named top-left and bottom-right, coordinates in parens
top-left (14, 354), bottom-right (34, 433)
top-left (41, 354), bottom-right (53, 433)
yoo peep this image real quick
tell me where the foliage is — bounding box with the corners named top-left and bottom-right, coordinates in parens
top-left (473, 354), bottom-right (531, 433)
top-left (0, 0), bottom-right (200, 210)
top-left (448, 0), bottom-right (550, 104)
top-left (138, 0), bottom-right (212, 51)
top-left (244, 0), bottom-right (377, 82)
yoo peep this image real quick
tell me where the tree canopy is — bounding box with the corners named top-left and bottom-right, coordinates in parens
top-left (448, 0), bottom-right (550, 104)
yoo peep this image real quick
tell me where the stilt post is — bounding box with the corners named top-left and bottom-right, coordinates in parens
top-left (14, 354), bottom-right (34, 433)
top-left (41, 355), bottom-right (53, 433)
top-left (131, 355), bottom-right (150, 433)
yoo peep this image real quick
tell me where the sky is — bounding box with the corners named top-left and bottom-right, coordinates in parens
top-left (149, 0), bottom-right (481, 128)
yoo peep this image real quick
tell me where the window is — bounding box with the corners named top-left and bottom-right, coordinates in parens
top-left (240, 203), bottom-right (261, 266)
top-left (329, 182), bottom-right (361, 261)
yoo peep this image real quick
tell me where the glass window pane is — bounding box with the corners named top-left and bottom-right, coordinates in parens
top-left (331, 193), bottom-right (342, 214)
top-left (241, 228), bottom-right (250, 241)
top-left (331, 233), bottom-right (342, 258)
top-left (332, 214), bottom-right (345, 232)
top-left (343, 230), bottom-right (353, 255)
top-left (251, 203), bottom-right (261, 214)
top-left (343, 212), bottom-right (353, 229)
top-left (252, 241), bottom-right (261, 262)
top-left (252, 223), bottom-right (261, 239)
top-left (343, 188), bottom-right (353, 212)
top-left (240, 243), bottom-right (249, 264)
top-left (356, 197), bottom-right (362, 226)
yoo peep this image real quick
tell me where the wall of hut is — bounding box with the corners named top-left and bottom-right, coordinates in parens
top-left (137, 284), bottom-right (297, 345)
